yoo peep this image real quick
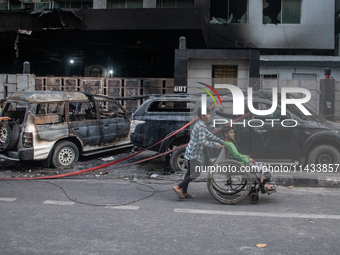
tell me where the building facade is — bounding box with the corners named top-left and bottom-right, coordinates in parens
top-left (0, 0), bottom-right (338, 89)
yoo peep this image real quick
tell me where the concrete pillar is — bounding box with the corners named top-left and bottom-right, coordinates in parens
top-left (93, 0), bottom-right (106, 9)
top-left (143, 0), bottom-right (156, 8)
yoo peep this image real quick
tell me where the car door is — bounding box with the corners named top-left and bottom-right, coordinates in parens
top-left (68, 100), bottom-right (102, 149)
top-left (249, 101), bottom-right (301, 160)
top-left (98, 99), bottom-right (130, 144)
top-left (141, 99), bottom-right (194, 150)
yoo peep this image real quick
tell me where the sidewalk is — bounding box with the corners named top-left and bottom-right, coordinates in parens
top-left (272, 171), bottom-right (340, 188)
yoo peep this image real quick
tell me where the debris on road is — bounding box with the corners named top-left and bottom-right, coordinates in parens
top-left (256, 243), bottom-right (267, 248)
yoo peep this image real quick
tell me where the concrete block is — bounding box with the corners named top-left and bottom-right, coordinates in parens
top-left (28, 74), bottom-right (35, 91)
top-left (188, 69), bottom-right (211, 79)
top-left (7, 75), bottom-right (17, 84)
top-left (0, 75), bottom-right (4, 93)
top-left (17, 74), bottom-right (28, 91)
top-left (238, 69), bottom-right (249, 79)
top-left (126, 79), bottom-right (140, 88)
top-left (7, 84), bottom-right (17, 93)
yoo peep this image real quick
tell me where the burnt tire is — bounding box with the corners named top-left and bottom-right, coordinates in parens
top-left (0, 121), bottom-right (19, 152)
top-left (169, 146), bottom-right (187, 172)
top-left (307, 145), bottom-right (340, 165)
top-left (7, 123), bottom-right (19, 151)
top-left (51, 141), bottom-right (79, 168)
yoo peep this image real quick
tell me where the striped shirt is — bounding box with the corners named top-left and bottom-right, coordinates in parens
top-left (185, 119), bottom-right (224, 163)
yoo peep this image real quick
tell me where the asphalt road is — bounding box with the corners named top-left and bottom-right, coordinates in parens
top-left (1, 178), bottom-right (340, 255)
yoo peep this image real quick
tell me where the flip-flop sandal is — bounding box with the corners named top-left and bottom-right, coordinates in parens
top-left (184, 193), bottom-right (195, 199)
top-left (172, 187), bottom-right (185, 199)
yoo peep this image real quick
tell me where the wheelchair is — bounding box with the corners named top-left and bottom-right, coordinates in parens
top-left (206, 148), bottom-right (273, 205)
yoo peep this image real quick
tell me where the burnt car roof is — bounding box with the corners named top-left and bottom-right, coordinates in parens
top-left (8, 91), bottom-right (93, 103)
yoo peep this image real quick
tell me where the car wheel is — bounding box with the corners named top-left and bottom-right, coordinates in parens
top-left (0, 121), bottom-right (11, 152)
top-left (51, 141), bottom-right (79, 168)
top-left (307, 145), bottom-right (340, 165)
top-left (170, 146), bottom-right (187, 172)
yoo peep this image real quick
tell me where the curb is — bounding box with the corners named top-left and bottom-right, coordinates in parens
top-left (193, 174), bottom-right (340, 188)
top-left (274, 175), bottom-right (340, 188)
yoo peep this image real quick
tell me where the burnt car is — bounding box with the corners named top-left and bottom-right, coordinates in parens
top-left (0, 91), bottom-right (131, 167)
top-left (130, 93), bottom-right (340, 172)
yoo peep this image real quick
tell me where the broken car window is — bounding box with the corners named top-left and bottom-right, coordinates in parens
top-left (69, 101), bottom-right (97, 122)
top-left (35, 102), bottom-right (65, 124)
top-left (2, 102), bottom-right (27, 124)
top-left (99, 100), bottom-right (126, 119)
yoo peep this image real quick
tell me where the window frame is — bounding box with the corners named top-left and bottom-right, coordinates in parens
top-left (263, 0), bottom-right (301, 24)
top-left (210, 0), bottom-right (248, 24)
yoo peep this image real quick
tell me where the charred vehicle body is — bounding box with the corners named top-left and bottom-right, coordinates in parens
top-left (0, 91), bottom-right (131, 167)
top-left (130, 94), bottom-right (221, 172)
top-left (130, 93), bottom-right (340, 172)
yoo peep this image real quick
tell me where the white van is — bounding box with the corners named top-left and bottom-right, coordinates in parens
top-left (0, 91), bottom-right (131, 167)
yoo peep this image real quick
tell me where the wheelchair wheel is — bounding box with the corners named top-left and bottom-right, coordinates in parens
top-left (207, 160), bottom-right (251, 205)
top-left (249, 193), bottom-right (260, 204)
top-left (212, 170), bottom-right (247, 195)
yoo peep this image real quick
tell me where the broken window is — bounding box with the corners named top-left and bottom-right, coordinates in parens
top-left (263, 0), bottom-right (301, 24)
top-left (210, 0), bottom-right (248, 23)
top-left (2, 102), bottom-right (27, 124)
top-left (156, 0), bottom-right (194, 8)
top-left (99, 100), bottom-right (127, 119)
top-left (69, 101), bottom-right (97, 122)
top-left (35, 102), bottom-right (65, 124)
top-left (108, 0), bottom-right (143, 9)
top-left (212, 65), bottom-right (238, 87)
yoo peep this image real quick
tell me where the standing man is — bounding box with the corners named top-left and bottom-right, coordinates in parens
top-left (173, 107), bottom-right (224, 199)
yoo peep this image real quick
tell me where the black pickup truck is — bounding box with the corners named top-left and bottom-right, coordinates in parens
top-left (130, 93), bottom-right (340, 172)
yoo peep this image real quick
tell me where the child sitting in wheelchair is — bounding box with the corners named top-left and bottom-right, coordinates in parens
top-left (221, 126), bottom-right (276, 194)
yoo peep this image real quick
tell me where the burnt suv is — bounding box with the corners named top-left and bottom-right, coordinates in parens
top-left (130, 93), bottom-right (340, 172)
top-left (0, 91), bottom-right (131, 167)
